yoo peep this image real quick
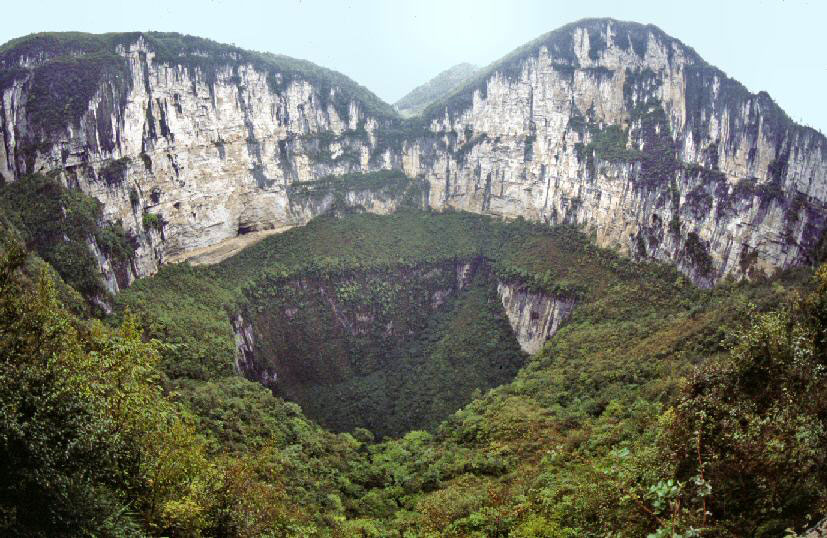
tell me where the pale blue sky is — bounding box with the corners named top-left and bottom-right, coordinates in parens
top-left (3, 0), bottom-right (825, 132)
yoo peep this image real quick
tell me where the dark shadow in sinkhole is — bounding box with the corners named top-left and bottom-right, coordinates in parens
top-left (232, 258), bottom-right (528, 439)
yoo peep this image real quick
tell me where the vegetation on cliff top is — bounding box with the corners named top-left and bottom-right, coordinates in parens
top-left (420, 18), bottom-right (693, 121)
top-left (395, 63), bottom-right (478, 118)
top-left (418, 15), bottom-right (812, 157)
top-left (0, 30), bottom-right (398, 135)
top-left (1, 19), bottom-right (819, 180)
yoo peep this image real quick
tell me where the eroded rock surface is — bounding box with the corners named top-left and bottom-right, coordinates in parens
top-left (2, 20), bottom-right (826, 288)
top-left (497, 282), bottom-right (576, 354)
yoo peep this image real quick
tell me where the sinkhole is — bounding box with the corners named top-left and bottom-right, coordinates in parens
top-left (231, 257), bottom-right (567, 438)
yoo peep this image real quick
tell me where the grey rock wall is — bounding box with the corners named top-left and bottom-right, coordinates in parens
top-left (400, 20), bottom-right (827, 285)
top-left (2, 21), bottom-right (826, 288)
top-left (496, 281), bottom-right (576, 354)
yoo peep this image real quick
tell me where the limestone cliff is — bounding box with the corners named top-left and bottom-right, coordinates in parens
top-left (0, 32), bottom-right (398, 290)
top-left (2, 21), bottom-right (826, 288)
top-left (497, 281), bottom-right (576, 354)
top-left (400, 19), bottom-right (827, 285)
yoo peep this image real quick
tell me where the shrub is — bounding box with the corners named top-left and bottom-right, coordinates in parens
top-left (142, 212), bottom-right (163, 232)
top-left (98, 157), bottom-right (129, 186)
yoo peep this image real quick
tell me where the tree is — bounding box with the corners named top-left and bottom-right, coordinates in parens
top-left (662, 266), bottom-right (827, 535)
top-left (0, 239), bottom-right (216, 536)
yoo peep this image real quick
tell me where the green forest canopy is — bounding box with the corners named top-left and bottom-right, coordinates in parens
top-left (0, 203), bottom-right (825, 536)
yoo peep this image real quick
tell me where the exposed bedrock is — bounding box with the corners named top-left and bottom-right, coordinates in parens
top-left (496, 281), bottom-right (576, 355)
top-left (2, 20), bottom-right (826, 287)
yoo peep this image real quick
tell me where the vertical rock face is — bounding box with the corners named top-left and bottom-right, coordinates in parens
top-left (401, 19), bottom-right (827, 285)
top-left (496, 281), bottom-right (576, 354)
top-left (0, 33), bottom-right (397, 287)
top-left (231, 312), bottom-right (260, 381)
top-left (2, 20), bottom-right (826, 288)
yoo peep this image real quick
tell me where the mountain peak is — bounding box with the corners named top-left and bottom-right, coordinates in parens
top-left (395, 62), bottom-right (479, 118)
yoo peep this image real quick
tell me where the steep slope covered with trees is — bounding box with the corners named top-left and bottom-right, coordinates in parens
top-left (395, 63), bottom-right (478, 117)
top-left (0, 16), bottom-right (826, 538)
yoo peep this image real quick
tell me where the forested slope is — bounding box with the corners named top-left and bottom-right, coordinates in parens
top-left (3, 191), bottom-right (824, 535)
top-left (0, 17), bottom-right (826, 538)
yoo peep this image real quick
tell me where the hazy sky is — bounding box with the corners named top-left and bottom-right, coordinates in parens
top-left (2, 0), bottom-right (825, 131)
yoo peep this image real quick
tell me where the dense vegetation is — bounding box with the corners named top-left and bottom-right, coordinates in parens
top-left (1, 16), bottom-right (826, 537)
top-left (238, 264), bottom-right (526, 437)
top-left (0, 239), bottom-right (215, 536)
top-left (0, 206), bottom-right (783, 535)
top-left (0, 199), bottom-right (825, 534)
top-left (0, 173), bottom-right (134, 304)
top-left (115, 209), bottom-right (632, 436)
top-left (286, 170), bottom-right (426, 207)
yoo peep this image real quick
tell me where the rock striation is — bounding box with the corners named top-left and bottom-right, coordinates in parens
top-left (399, 19), bottom-right (827, 285)
top-left (497, 281), bottom-right (576, 354)
top-left (2, 20), bottom-right (826, 288)
top-left (0, 32), bottom-right (399, 290)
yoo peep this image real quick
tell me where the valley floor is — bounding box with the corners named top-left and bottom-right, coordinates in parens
top-left (166, 225), bottom-right (295, 266)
